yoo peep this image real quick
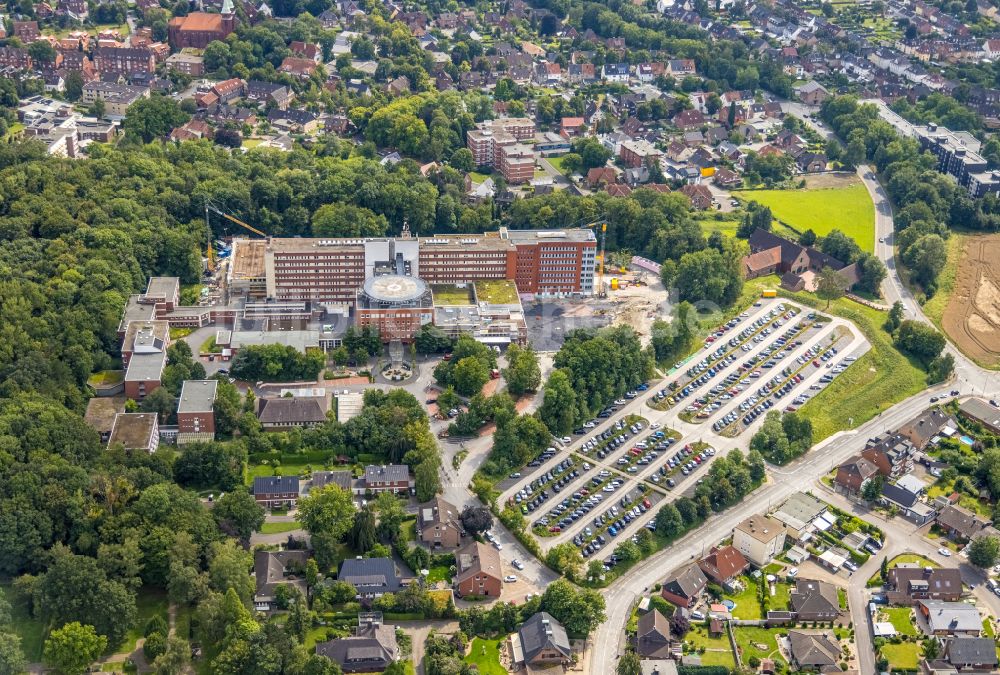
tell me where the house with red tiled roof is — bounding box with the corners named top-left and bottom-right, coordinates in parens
top-left (699, 546), bottom-right (750, 585)
top-left (587, 167), bottom-right (618, 187)
top-left (279, 56), bottom-right (318, 79)
top-left (680, 184), bottom-right (713, 210)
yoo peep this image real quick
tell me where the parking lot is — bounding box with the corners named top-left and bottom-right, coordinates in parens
top-left (495, 298), bottom-right (871, 567)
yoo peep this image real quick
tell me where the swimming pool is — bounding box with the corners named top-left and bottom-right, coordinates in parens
top-left (961, 435), bottom-right (975, 446)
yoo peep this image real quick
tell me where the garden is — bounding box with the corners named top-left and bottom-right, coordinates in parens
top-left (683, 624), bottom-right (736, 668)
top-left (732, 626), bottom-right (787, 667)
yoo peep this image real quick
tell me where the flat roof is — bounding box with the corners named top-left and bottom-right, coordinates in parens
top-left (501, 228), bottom-right (596, 243)
top-left (177, 380), bottom-right (219, 413)
top-left (735, 514), bottom-right (785, 542)
top-left (145, 277), bottom-right (179, 299)
top-left (108, 412), bottom-right (157, 449)
top-left (119, 295), bottom-right (157, 329)
top-left (123, 320), bottom-right (169, 351)
top-left (85, 396), bottom-right (126, 434)
top-left (336, 392), bottom-right (364, 423)
top-left (230, 329), bottom-right (319, 352)
top-left (230, 239), bottom-right (266, 279)
top-left (362, 274), bottom-right (429, 303)
top-left (124, 350), bottom-right (167, 381)
top-left (960, 398), bottom-right (1000, 428)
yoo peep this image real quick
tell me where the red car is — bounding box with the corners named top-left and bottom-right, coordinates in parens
top-left (549, 526), bottom-right (561, 533)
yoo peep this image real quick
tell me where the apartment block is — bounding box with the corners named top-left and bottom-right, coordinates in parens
top-left (176, 379), bottom-right (218, 444)
top-left (497, 143), bottom-right (535, 184)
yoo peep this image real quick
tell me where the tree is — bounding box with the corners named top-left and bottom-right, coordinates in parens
top-left (546, 543), bottom-right (584, 580)
top-left (349, 506), bottom-right (377, 552)
top-left (669, 613), bottom-right (691, 637)
top-left (862, 474), bottom-right (884, 502)
top-left (654, 502), bottom-right (683, 538)
top-left (886, 301), bottom-right (905, 332)
top-left (27, 40), bottom-right (57, 65)
top-left (968, 535), bottom-right (1000, 568)
top-left (213, 490), bottom-right (265, 542)
top-left (151, 636), bottom-right (191, 675)
top-left (44, 622), bottom-right (107, 675)
top-left (539, 579), bottom-right (606, 637)
top-left (89, 98), bottom-right (106, 120)
top-left (894, 320), bottom-right (946, 366)
top-left (374, 492), bottom-right (406, 543)
top-left (617, 650), bottom-right (641, 675)
top-left (571, 136), bottom-right (612, 171)
top-left (311, 204), bottom-right (388, 238)
top-left (0, 632), bottom-right (25, 675)
top-left (928, 353), bottom-right (955, 384)
top-left (844, 137), bottom-right (867, 168)
top-left (816, 267), bottom-right (850, 309)
top-left (414, 459), bottom-right (441, 502)
top-left (821, 230), bottom-right (861, 265)
top-left (904, 233), bottom-right (947, 288)
top-left (539, 369), bottom-right (577, 435)
top-left (122, 95), bottom-right (190, 143)
top-left (880, 556), bottom-right (889, 582)
top-left (64, 71), bottom-right (84, 102)
top-left (503, 344), bottom-right (541, 395)
top-left (207, 540), bottom-right (255, 604)
top-left (460, 505), bottom-right (493, 535)
top-left (297, 485), bottom-right (355, 539)
top-left (451, 356), bottom-right (490, 396)
top-left (140, 386), bottom-right (177, 424)
top-left (450, 148), bottom-right (474, 172)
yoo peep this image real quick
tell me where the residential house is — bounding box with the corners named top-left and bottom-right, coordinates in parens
top-left (899, 408), bottom-right (959, 449)
top-left (387, 75), bottom-right (410, 96)
top-left (620, 139), bottom-right (662, 168)
top-left (212, 77), bottom-right (244, 103)
top-left (880, 481), bottom-right (934, 524)
top-left (253, 550), bottom-right (309, 611)
top-left (936, 504), bottom-right (995, 543)
top-left (316, 614), bottom-right (400, 673)
top-left (418, 496), bottom-right (463, 549)
top-left (312, 470), bottom-right (352, 491)
top-left (514, 613), bottom-right (572, 666)
top-left (733, 515), bottom-right (786, 567)
top-left (698, 546), bottom-right (749, 586)
top-left (108, 412), bottom-right (159, 453)
top-left (771, 492), bottom-right (828, 541)
top-left (742, 228), bottom-right (860, 292)
top-left (789, 579), bottom-right (840, 621)
top-left (919, 601), bottom-right (983, 636)
top-left (834, 455), bottom-right (880, 495)
top-left (279, 56), bottom-right (318, 79)
top-left (713, 168), bottom-right (741, 188)
top-left (257, 396), bottom-right (328, 429)
top-left (289, 40), bottom-right (321, 62)
top-left (176, 379), bottom-right (217, 444)
top-left (636, 609), bottom-right (673, 659)
top-left (886, 565), bottom-right (964, 605)
top-left (863, 433), bottom-right (916, 479)
top-left (338, 558), bottom-right (401, 599)
top-left (454, 541), bottom-right (503, 597)
top-left (362, 465), bottom-right (411, 495)
top-left (795, 80), bottom-right (830, 105)
top-left (942, 636), bottom-right (999, 671)
top-left (787, 631), bottom-right (841, 669)
top-left (661, 564), bottom-right (707, 607)
top-left (796, 152), bottom-right (828, 173)
top-left (673, 108), bottom-right (706, 130)
top-left (165, 52), bottom-right (205, 76)
top-left (680, 184), bottom-right (713, 210)
top-left (587, 167), bottom-right (619, 188)
top-left (246, 80), bottom-right (294, 109)
top-left (13, 21), bottom-right (40, 42)
top-left (267, 108), bottom-right (320, 133)
top-left (561, 116), bottom-right (587, 137)
top-left (602, 63), bottom-right (630, 83)
top-left (959, 398), bottom-right (1000, 434)
top-left (253, 476), bottom-right (300, 508)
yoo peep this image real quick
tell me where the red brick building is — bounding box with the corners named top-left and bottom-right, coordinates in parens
top-left (96, 46), bottom-right (156, 75)
top-left (167, 8), bottom-right (235, 49)
top-left (497, 143), bottom-right (535, 184)
top-left (454, 541), bottom-right (503, 597)
top-left (362, 465), bottom-right (411, 495)
top-left (176, 379), bottom-right (218, 444)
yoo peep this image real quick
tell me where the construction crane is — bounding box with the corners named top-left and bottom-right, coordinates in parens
top-left (204, 202), bottom-right (267, 273)
top-left (590, 219), bottom-right (609, 298)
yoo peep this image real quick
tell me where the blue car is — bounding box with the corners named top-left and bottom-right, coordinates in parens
top-left (608, 527), bottom-right (618, 536)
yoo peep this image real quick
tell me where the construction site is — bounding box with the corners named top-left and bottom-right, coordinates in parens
top-left (942, 233), bottom-right (1000, 368)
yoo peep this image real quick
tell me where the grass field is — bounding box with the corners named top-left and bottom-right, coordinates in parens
top-left (247, 459), bottom-right (315, 485)
top-left (260, 520), bottom-right (302, 534)
top-left (475, 280), bottom-right (519, 305)
top-left (927, 479), bottom-right (992, 517)
top-left (921, 232), bottom-right (965, 327)
top-left (468, 171), bottom-right (491, 184)
top-left (426, 565), bottom-right (452, 584)
top-left (736, 178), bottom-right (875, 252)
top-left (4, 586), bottom-right (46, 661)
top-left (880, 641), bottom-right (922, 670)
top-left (88, 370), bottom-right (123, 386)
top-left (546, 155), bottom-right (573, 175)
top-left (242, 138), bottom-right (264, 148)
top-left (771, 279), bottom-right (927, 440)
top-left (732, 627), bottom-right (787, 666)
top-left (698, 216), bottom-right (800, 242)
top-left (432, 284), bottom-right (473, 306)
top-left (464, 638), bottom-right (505, 675)
top-left (724, 577), bottom-right (791, 620)
top-left (881, 607), bottom-right (917, 636)
top-left (684, 627), bottom-right (736, 668)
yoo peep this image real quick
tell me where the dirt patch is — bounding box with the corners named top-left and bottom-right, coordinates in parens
top-left (803, 172), bottom-right (860, 190)
top-left (942, 233), bottom-right (1000, 367)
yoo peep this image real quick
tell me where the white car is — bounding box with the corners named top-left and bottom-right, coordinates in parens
top-left (504, 575), bottom-right (518, 583)
top-left (938, 547), bottom-right (952, 557)
top-left (492, 541), bottom-right (503, 551)
top-left (650, 423), bottom-right (661, 430)
top-left (512, 559), bottom-right (525, 570)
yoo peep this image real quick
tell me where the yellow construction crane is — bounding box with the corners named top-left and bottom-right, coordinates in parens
top-left (591, 220), bottom-right (609, 298)
top-left (204, 203), bottom-right (267, 273)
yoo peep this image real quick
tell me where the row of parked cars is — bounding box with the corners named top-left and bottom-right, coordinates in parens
top-left (578, 493), bottom-right (654, 557)
top-left (534, 471), bottom-right (624, 533)
top-left (581, 419), bottom-right (647, 460)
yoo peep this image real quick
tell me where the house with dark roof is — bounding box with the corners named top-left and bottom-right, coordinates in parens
top-left (338, 557), bottom-right (401, 599)
top-left (312, 470), bottom-right (353, 491)
top-left (418, 497), bottom-right (463, 549)
top-left (256, 396), bottom-right (328, 429)
top-left (698, 546), bottom-right (749, 586)
top-left (680, 184), bottom-right (713, 210)
top-left (361, 465), bottom-right (412, 495)
top-left (919, 601), bottom-right (983, 636)
top-left (886, 565), bottom-right (964, 605)
top-left (316, 614), bottom-right (399, 673)
top-left (936, 504), bottom-right (995, 543)
top-left (253, 476), bottom-right (300, 508)
top-left (253, 550), bottom-right (309, 612)
top-left (787, 631), bottom-right (840, 668)
top-left (789, 579), bottom-right (840, 621)
top-left (942, 636), bottom-right (999, 670)
top-left (835, 455), bottom-right (880, 495)
top-left (513, 612), bottom-right (572, 666)
top-left (636, 609), bottom-right (673, 658)
top-left (880, 480), bottom-right (934, 524)
top-left (959, 398), bottom-right (1000, 434)
top-left (743, 228), bottom-right (859, 292)
top-left (661, 564), bottom-right (707, 607)
top-left (454, 540), bottom-right (503, 597)
top-left (898, 408), bottom-right (959, 450)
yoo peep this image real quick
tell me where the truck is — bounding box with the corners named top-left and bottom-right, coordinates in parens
top-left (761, 289), bottom-right (778, 298)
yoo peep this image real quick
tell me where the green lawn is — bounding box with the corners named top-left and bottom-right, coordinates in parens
top-left (88, 369), bottom-right (123, 386)
top-left (881, 607), bottom-right (917, 636)
top-left (49, 22), bottom-right (130, 38)
top-left (684, 627), bottom-right (736, 668)
top-left (201, 335), bottom-right (222, 354)
top-left (699, 216), bottom-right (799, 242)
top-left (464, 638), bottom-right (505, 675)
top-left (4, 586), bottom-right (46, 661)
top-left (890, 553), bottom-right (938, 568)
top-left (120, 588), bottom-right (169, 653)
top-left (545, 155), bottom-right (572, 175)
top-left (773, 280), bottom-right (928, 441)
top-left (880, 641), bottom-right (922, 670)
top-left (736, 179), bottom-right (875, 252)
top-left (432, 284), bottom-right (473, 306)
top-left (242, 138), bottom-right (264, 149)
top-left (732, 627), bottom-right (787, 666)
top-left (475, 280), bottom-right (519, 305)
top-left (724, 577), bottom-right (791, 620)
top-left (246, 459), bottom-right (316, 485)
top-left (426, 565), bottom-right (452, 584)
top-left (260, 520), bottom-right (302, 534)
top-left (468, 171), bottom-right (491, 184)
top-left (927, 480), bottom-right (992, 517)
top-left (169, 326), bottom-right (195, 339)
top-left (4, 121), bottom-right (24, 139)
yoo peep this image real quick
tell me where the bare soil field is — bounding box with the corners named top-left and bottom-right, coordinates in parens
top-left (942, 233), bottom-right (1000, 368)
